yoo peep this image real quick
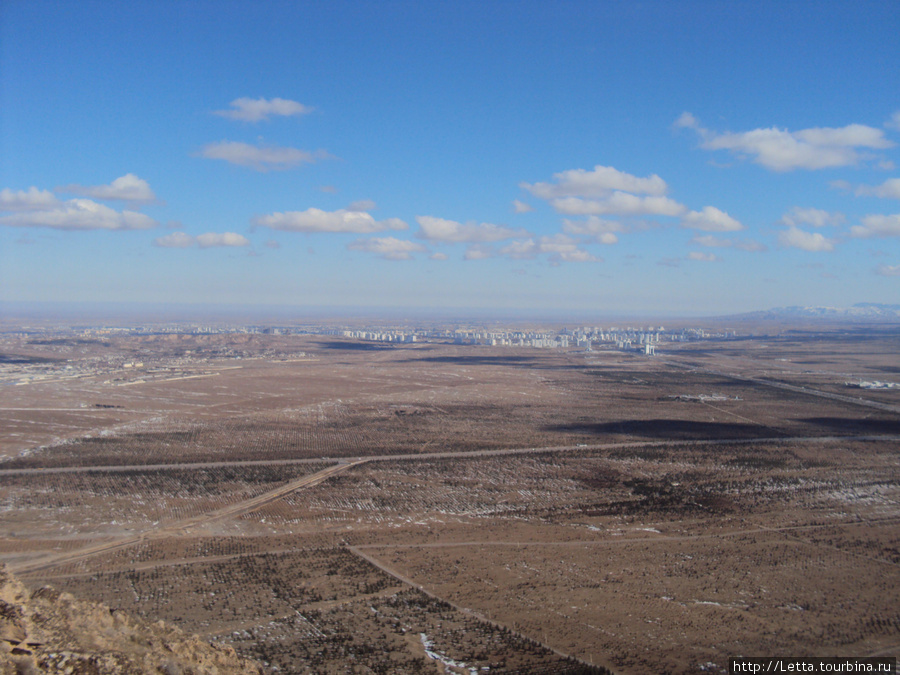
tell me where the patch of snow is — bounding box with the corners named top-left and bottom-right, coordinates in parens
top-left (420, 633), bottom-right (476, 672)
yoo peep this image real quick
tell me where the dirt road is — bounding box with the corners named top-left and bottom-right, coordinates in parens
top-left (8, 434), bottom-right (899, 574)
top-left (3, 434), bottom-right (898, 477)
top-left (9, 460), bottom-right (366, 574)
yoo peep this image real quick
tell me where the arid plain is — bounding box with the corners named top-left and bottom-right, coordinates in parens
top-left (1, 324), bottom-right (898, 674)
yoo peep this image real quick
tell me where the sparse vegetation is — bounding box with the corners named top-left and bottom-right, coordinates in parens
top-left (1, 327), bottom-right (898, 673)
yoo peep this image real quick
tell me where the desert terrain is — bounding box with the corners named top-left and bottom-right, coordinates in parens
top-left (0, 322), bottom-right (897, 673)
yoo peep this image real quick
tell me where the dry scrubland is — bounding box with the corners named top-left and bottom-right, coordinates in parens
top-left (0, 327), bottom-right (898, 673)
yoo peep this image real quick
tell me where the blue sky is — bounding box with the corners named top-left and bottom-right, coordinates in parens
top-left (2, 0), bottom-right (899, 318)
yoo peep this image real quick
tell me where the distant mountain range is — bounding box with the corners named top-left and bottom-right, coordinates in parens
top-left (733, 303), bottom-right (900, 321)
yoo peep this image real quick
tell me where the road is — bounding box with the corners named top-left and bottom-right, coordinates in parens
top-left (9, 459), bottom-right (366, 574)
top-left (665, 360), bottom-right (900, 414)
top-left (8, 433), bottom-right (900, 576)
top-left (27, 512), bottom-right (900, 582)
top-left (2, 433), bottom-right (899, 477)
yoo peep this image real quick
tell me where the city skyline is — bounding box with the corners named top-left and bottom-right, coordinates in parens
top-left (2, 1), bottom-right (899, 317)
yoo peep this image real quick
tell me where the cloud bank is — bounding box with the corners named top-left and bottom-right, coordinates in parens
top-left (854, 178), bottom-right (900, 200)
top-left (562, 216), bottom-right (624, 244)
top-left (415, 216), bottom-right (528, 243)
top-left (778, 226), bottom-right (835, 251)
top-left (512, 199), bottom-right (534, 213)
top-left (521, 165), bottom-right (668, 199)
top-left (200, 141), bottom-right (330, 171)
top-left (254, 208), bottom-right (408, 234)
top-left (214, 97), bottom-right (313, 122)
top-left (0, 187), bottom-right (60, 211)
top-left (780, 207), bottom-right (845, 228)
top-left (850, 214), bottom-right (900, 238)
top-left (0, 198), bottom-right (156, 231)
top-left (687, 251), bottom-right (718, 262)
top-left (522, 165), bottom-right (685, 217)
top-left (677, 112), bottom-right (894, 171)
top-left (498, 234), bottom-right (597, 263)
top-left (681, 206), bottom-right (743, 232)
top-left (154, 231), bottom-right (250, 248)
top-left (58, 174), bottom-right (157, 204)
top-left (347, 237), bottom-right (426, 260)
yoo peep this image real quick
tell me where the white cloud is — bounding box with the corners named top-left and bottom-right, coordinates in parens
top-left (154, 231), bottom-right (250, 248)
top-left (200, 141), bottom-right (329, 171)
top-left (778, 226), bottom-right (835, 251)
top-left (877, 264), bottom-right (900, 277)
top-left (794, 125), bottom-right (889, 148)
top-left (673, 111), bottom-right (700, 130)
top-left (214, 97), bottom-right (313, 122)
top-left (522, 165), bottom-right (668, 199)
top-left (887, 111), bottom-right (900, 131)
top-left (430, 252), bottom-right (449, 260)
top-left (551, 193), bottom-right (686, 217)
top-left (347, 199), bottom-right (377, 212)
top-left (707, 127), bottom-right (889, 171)
top-left (681, 206), bottom-right (743, 232)
top-left (680, 112), bottom-right (894, 171)
top-left (512, 199), bottom-right (534, 213)
top-left (780, 206), bottom-right (845, 228)
top-left (533, 234), bottom-right (597, 262)
top-left (264, 240), bottom-right (281, 249)
top-left (498, 239), bottom-right (538, 259)
top-left (58, 174), bottom-right (157, 204)
top-left (254, 208), bottom-right (408, 234)
top-left (415, 215), bottom-right (527, 243)
top-left (850, 214), bottom-right (900, 238)
top-left (562, 216), bottom-right (624, 244)
top-left (464, 244), bottom-right (494, 260)
top-left (855, 178), bottom-right (900, 200)
top-left (347, 237), bottom-right (426, 260)
top-left (554, 249), bottom-right (597, 263)
top-left (498, 235), bottom-right (597, 263)
top-left (0, 187), bottom-right (60, 211)
top-left (687, 251), bottom-right (718, 262)
top-left (196, 232), bottom-right (250, 248)
top-left (0, 199), bottom-right (156, 231)
top-left (154, 231), bottom-right (195, 248)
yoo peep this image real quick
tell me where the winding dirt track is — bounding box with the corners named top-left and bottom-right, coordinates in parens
top-left (9, 460), bottom-right (366, 574)
top-left (8, 434), bottom-right (900, 576)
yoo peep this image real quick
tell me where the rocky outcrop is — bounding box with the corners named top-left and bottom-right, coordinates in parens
top-left (0, 566), bottom-right (261, 674)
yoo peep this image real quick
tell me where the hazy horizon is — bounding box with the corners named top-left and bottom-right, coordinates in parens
top-left (3, 299), bottom-right (900, 331)
top-left (0, 299), bottom-right (748, 325)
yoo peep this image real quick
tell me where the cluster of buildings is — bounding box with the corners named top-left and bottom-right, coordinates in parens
top-left (327, 324), bottom-right (737, 356)
top-left (448, 326), bottom-right (669, 351)
top-left (845, 380), bottom-right (898, 390)
top-left (2, 321), bottom-right (742, 371)
top-left (339, 330), bottom-right (417, 343)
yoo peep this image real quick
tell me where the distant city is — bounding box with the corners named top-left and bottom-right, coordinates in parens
top-left (0, 321), bottom-right (739, 387)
